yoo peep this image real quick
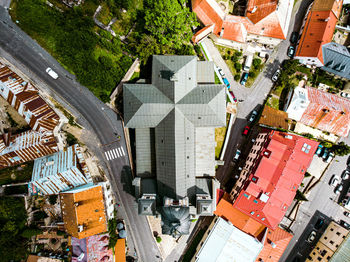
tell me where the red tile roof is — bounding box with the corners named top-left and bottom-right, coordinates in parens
top-left (192, 0), bottom-right (288, 43)
top-left (233, 130), bottom-right (318, 230)
top-left (295, 0), bottom-right (342, 63)
top-left (300, 86), bottom-right (350, 137)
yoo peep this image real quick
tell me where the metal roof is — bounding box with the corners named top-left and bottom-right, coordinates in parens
top-left (322, 42), bottom-right (350, 80)
top-left (330, 233), bottom-right (350, 262)
top-left (124, 56), bottom-right (225, 201)
top-left (29, 144), bottom-right (92, 195)
top-left (195, 217), bottom-right (263, 262)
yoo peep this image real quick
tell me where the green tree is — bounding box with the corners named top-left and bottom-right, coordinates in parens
top-left (135, 34), bottom-right (161, 63)
top-left (234, 62), bottom-right (242, 72)
top-left (252, 58), bottom-right (261, 69)
top-left (234, 74), bottom-right (240, 81)
top-left (331, 142), bottom-right (350, 156)
top-left (249, 71), bottom-right (256, 78)
top-left (144, 0), bottom-right (198, 50)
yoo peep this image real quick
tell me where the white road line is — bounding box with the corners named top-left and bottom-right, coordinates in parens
top-left (111, 150), bottom-right (117, 159)
top-left (114, 148), bottom-right (119, 157)
top-left (121, 147), bottom-right (125, 156)
top-left (118, 147), bottom-right (123, 156)
top-left (104, 151), bottom-right (110, 161)
top-left (110, 150), bottom-right (116, 160)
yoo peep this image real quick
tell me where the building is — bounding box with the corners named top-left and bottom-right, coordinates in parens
top-left (295, 0), bottom-right (350, 79)
top-left (28, 144), bottom-right (92, 195)
top-left (60, 183), bottom-right (110, 239)
top-left (192, 0), bottom-right (294, 48)
top-left (306, 221), bottom-right (349, 261)
top-left (71, 233), bottom-right (126, 262)
top-left (27, 255), bottom-right (61, 262)
top-left (259, 106), bottom-right (289, 130)
top-left (285, 86), bottom-right (350, 137)
top-left (0, 62), bottom-right (59, 169)
top-left (192, 216), bottom-right (264, 262)
top-left (330, 232), bottom-right (350, 262)
top-left (214, 194), bottom-right (293, 262)
top-left (124, 55), bottom-right (224, 225)
top-left (230, 130), bottom-right (318, 230)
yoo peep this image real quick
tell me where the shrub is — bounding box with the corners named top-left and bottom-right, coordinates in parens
top-left (20, 228), bottom-right (43, 239)
top-left (66, 132), bottom-right (79, 146)
top-left (156, 236), bottom-right (162, 243)
top-left (234, 62), bottom-right (242, 72)
top-left (234, 74), bottom-right (240, 81)
top-left (249, 71), bottom-right (256, 78)
top-left (252, 58), bottom-right (261, 69)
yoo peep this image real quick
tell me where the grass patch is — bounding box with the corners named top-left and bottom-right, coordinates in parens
top-left (129, 71), bottom-right (140, 82)
top-left (182, 228), bottom-right (207, 262)
top-left (215, 73), bottom-right (221, 84)
top-left (215, 44), bottom-right (243, 79)
top-left (266, 96), bottom-right (279, 110)
top-left (246, 56), bottom-right (263, 87)
top-left (97, 2), bottom-right (112, 25)
top-left (0, 161), bottom-right (34, 186)
top-left (215, 113), bottom-right (230, 159)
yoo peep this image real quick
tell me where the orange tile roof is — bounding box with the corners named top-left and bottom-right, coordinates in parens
top-left (295, 0), bottom-right (342, 63)
top-left (256, 227), bottom-right (293, 262)
top-left (60, 184), bottom-right (107, 239)
top-left (259, 106), bottom-right (289, 130)
top-left (114, 239), bottom-right (126, 262)
top-left (192, 0), bottom-right (287, 43)
top-left (214, 194), bottom-right (266, 237)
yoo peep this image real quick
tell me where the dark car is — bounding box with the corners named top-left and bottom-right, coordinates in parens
top-left (290, 32), bottom-right (299, 44)
top-left (314, 218), bottom-right (324, 230)
top-left (340, 220), bottom-right (350, 230)
top-left (240, 72), bottom-right (249, 86)
top-left (229, 91), bottom-right (238, 102)
top-left (243, 125), bottom-right (250, 136)
top-left (321, 148), bottom-right (329, 159)
top-left (287, 46), bottom-right (295, 58)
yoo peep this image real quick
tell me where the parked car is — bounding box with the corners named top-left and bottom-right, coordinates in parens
top-left (233, 149), bottom-right (241, 161)
top-left (271, 69), bottom-right (281, 82)
top-left (330, 175), bottom-right (340, 187)
top-left (290, 32), bottom-right (299, 44)
top-left (229, 91), bottom-right (238, 102)
top-left (243, 125), bottom-right (250, 136)
top-left (325, 152), bottom-right (335, 163)
top-left (315, 144), bottom-right (323, 156)
top-left (340, 92), bottom-right (350, 98)
top-left (287, 46), bottom-right (295, 58)
top-left (46, 67), bottom-right (58, 79)
top-left (240, 72), bottom-right (249, 86)
top-left (223, 78), bottom-right (230, 89)
top-left (218, 68), bottom-right (225, 78)
top-left (307, 230), bottom-right (317, 243)
top-left (314, 218), bottom-right (324, 230)
top-left (340, 220), bottom-right (350, 230)
top-left (342, 170), bottom-right (350, 180)
top-left (249, 110), bottom-right (258, 123)
top-left (344, 211), bottom-right (350, 217)
top-left (321, 148), bottom-right (329, 159)
top-left (244, 54), bottom-right (253, 71)
top-left (335, 184), bottom-right (343, 194)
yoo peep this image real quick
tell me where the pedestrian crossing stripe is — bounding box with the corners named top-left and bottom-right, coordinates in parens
top-left (104, 146), bottom-right (126, 161)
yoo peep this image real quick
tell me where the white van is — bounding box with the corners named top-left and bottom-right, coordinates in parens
top-left (243, 55), bottom-right (253, 72)
top-left (46, 67), bottom-right (58, 79)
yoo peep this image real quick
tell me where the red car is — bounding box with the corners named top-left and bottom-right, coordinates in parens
top-left (242, 125), bottom-right (250, 136)
top-left (229, 91), bottom-right (238, 102)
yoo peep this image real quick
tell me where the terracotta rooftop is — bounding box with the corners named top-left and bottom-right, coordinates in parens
top-left (233, 130), bottom-right (318, 229)
top-left (259, 106), bottom-right (289, 130)
top-left (295, 0), bottom-right (342, 63)
top-left (300, 86), bottom-right (350, 137)
top-left (215, 195), bottom-right (293, 262)
top-left (60, 184), bottom-right (107, 239)
top-left (192, 0), bottom-right (292, 43)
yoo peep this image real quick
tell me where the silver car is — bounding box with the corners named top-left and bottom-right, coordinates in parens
top-left (272, 69), bottom-right (281, 82)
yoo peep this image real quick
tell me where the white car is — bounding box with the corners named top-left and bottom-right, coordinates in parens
top-left (340, 92), bottom-right (350, 98)
top-left (233, 149), bottom-right (241, 161)
top-left (342, 170), bottom-right (350, 180)
top-left (330, 175), bottom-right (340, 187)
top-left (325, 152), bottom-right (335, 163)
top-left (272, 69), bottom-right (281, 82)
top-left (46, 67), bottom-right (58, 79)
top-left (249, 110), bottom-right (258, 122)
top-left (218, 68), bottom-right (225, 78)
top-left (335, 184), bottom-right (343, 194)
top-left (307, 230), bottom-right (317, 243)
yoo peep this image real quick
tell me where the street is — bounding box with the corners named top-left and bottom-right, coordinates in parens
top-left (0, 2), bottom-right (160, 261)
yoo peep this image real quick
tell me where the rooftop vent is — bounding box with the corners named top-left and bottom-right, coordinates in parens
top-left (78, 224), bottom-right (84, 233)
top-left (271, 241), bottom-right (277, 248)
top-left (249, 6), bottom-right (257, 13)
top-left (45, 161), bottom-right (54, 166)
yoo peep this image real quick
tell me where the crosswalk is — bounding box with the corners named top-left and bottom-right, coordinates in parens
top-left (104, 147), bottom-right (125, 161)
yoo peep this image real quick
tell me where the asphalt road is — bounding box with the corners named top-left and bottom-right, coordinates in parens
top-left (0, 4), bottom-right (160, 261)
top-left (215, 0), bottom-right (314, 185)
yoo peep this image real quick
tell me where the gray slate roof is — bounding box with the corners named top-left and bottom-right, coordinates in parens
top-left (124, 55), bottom-right (225, 201)
top-left (322, 42), bottom-right (350, 80)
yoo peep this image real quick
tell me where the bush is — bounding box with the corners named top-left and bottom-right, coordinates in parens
top-left (234, 74), bottom-right (240, 81)
top-left (66, 132), bottom-right (79, 146)
top-left (234, 62), bottom-right (242, 72)
top-left (301, 133), bottom-right (314, 139)
top-left (249, 71), bottom-right (256, 78)
top-left (156, 236), bottom-right (162, 243)
top-left (331, 142), bottom-right (350, 156)
top-left (252, 58), bottom-right (261, 69)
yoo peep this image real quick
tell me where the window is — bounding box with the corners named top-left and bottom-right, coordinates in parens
top-left (301, 143), bottom-right (311, 153)
top-left (244, 193), bottom-right (250, 198)
top-left (317, 257), bottom-right (322, 261)
top-left (330, 240), bottom-right (334, 245)
top-left (330, 228), bottom-right (334, 231)
top-left (253, 200), bottom-right (259, 204)
top-left (336, 232), bottom-right (340, 236)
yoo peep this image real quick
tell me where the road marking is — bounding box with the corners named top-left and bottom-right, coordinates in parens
top-left (121, 147), bottom-right (125, 156)
top-left (114, 148), bottom-right (119, 157)
top-left (104, 151), bottom-right (110, 160)
top-left (111, 150), bottom-right (117, 159)
top-left (109, 150), bottom-right (115, 160)
top-left (118, 147), bottom-right (123, 156)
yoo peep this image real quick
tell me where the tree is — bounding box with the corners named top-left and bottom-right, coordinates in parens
top-left (249, 71), bottom-right (256, 78)
top-left (234, 74), bottom-right (240, 81)
top-left (252, 58), bottom-right (261, 69)
top-left (135, 34), bottom-right (161, 63)
top-left (234, 62), bottom-right (242, 72)
top-left (331, 142), bottom-right (350, 156)
top-left (144, 0), bottom-right (199, 50)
